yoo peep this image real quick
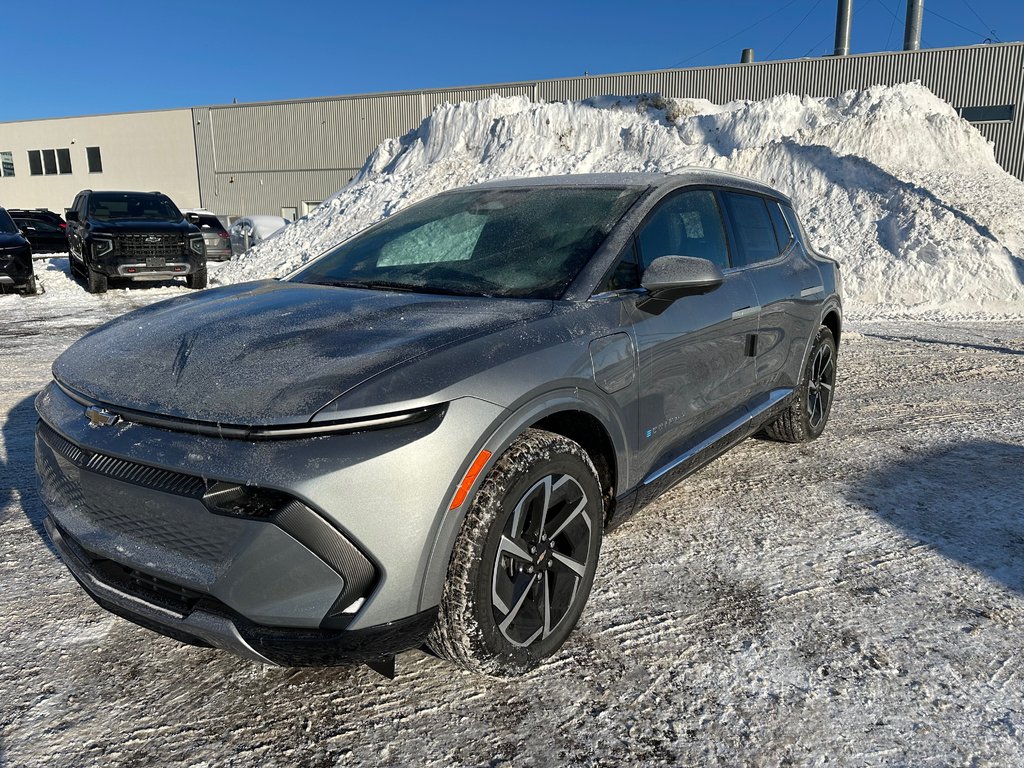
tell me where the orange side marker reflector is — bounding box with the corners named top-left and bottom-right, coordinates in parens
top-left (449, 450), bottom-right (492, 510)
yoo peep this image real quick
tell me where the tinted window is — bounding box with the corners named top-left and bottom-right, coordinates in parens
top-left (604, 240), bottom-right (641, 291)
top-left (196, 214), bottom-right (227, 232)
top-left (42, 149), bottom-right (57, 175)
top-left (781, 204), bottom-right (812, 250)
top-left (57, 148), bottom-right (72, 174)
top-left (88, 192), bottom-right (181, 222)
top-left (16, 217), bottom-right (61, 233)
top-left (767, 200), bottom-right (793, 254)
top-left (293, 186), bottom-right (643, 299)
top-left (28, 150), bottom-right (42, 176)
top-left (957, 104), bottom-right (1014, 122)
top-left (636, 190), bottom-right (729, 269)
top-left (87, 146), bottom-right (103, 173)
top-left (722, 192), bottom-right (778, 267)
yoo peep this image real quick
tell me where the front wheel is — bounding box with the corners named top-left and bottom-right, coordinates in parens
top-left (186, 266), bottom-right (208, 290)
top-left (86, 266), bottom-right (108, 294)
top-left (762, 325), bottom-right (837, 443)
top-left (428, 429), bottom-right (603, 676)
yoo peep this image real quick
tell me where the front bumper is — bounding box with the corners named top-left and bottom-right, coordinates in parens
top-left (88, 239), bottom-right (204, 278)
top-left (0, 250), bottom-right (34, 286)
top-left (45, 516), bottom-right (437, 665)
top-left (35, 381), bottom-right (503, 643)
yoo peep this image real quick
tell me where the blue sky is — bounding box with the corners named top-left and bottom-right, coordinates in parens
top-left (5, 0), bottom-right (1021, 121)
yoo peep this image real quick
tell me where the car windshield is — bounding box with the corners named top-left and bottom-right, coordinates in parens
top-left (290, 186), bottom-right (643, 299)
top-left (0, 210), bottom-right (18, 234)
top-left (88, 193), bottom-right (182, 222)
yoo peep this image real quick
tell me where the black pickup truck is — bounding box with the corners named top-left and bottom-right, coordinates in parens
top-left (66, 190), bottom-right (207, 293)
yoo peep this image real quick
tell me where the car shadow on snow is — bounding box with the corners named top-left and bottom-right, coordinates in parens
top-left (1, 394), bottom-right (56, 555)
top-left (849, 440), bottom-right (1024, 594)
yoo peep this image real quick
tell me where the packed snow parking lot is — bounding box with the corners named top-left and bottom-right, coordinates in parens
top-left (2, 84), bottom-right (1024, 765)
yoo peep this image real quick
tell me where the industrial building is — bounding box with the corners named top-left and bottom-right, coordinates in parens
top-left (1, 38), bottom-right (1021, 221)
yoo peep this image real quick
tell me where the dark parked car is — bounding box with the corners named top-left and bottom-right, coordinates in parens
top-left (7, 208), bottom-right (68, 254)
top-left (65, 190), bottom-right (207, 293)
top-left (182, 209), bottom-right (232, 261)
top-left (36, 172), bottom-right (841, 677)
top-left (0, 207), bottom-right (37, 294)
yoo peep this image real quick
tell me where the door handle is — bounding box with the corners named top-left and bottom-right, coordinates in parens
top-left (800, 285), bottom-right (824, 297)
top-left (731, 305), bottom-right (761, 320)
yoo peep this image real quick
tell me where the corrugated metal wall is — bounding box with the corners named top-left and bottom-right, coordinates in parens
top-left (193, 42), bottom-right (1024, 216)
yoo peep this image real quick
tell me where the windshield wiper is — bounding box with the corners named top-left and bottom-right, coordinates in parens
top-left (311, 279), bottom-right (485, 297)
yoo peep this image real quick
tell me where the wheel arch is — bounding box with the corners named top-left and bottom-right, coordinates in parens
top-left (821, 305), bottom-right (842, 347)
top-left (417, 387), bottom-right (631, 612)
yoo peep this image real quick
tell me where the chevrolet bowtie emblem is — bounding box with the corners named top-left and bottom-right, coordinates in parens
top-left (145, 235), bottom-right (161, 243)
top-left (85, 406), bottom-right (120, 427)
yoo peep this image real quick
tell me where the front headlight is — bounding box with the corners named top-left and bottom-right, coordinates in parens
top-left (91, 237), bottom-right (113, 258)
top-left (188, 235), bottom-right (205, 256)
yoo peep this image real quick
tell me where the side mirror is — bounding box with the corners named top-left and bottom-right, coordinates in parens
top-left (638, 255), bottom-right (725, 314)
top-left (65, 210), bottom-right (79, 222)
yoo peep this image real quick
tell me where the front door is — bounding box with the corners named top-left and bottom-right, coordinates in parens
top-left (629, 188), bottom-right (759, 484)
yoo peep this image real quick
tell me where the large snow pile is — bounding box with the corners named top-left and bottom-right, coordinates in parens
top-left (216, 84), bottom-right (1024, 318)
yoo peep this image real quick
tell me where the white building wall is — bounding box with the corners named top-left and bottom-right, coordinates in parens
top-left (0, 109), bottom-right (199, 215)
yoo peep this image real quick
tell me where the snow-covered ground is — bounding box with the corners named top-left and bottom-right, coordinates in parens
top-left (1, 266), bottom-right (1022, 765)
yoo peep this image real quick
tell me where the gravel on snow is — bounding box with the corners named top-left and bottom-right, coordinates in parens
top-left (1, 261), bottom-right (1022, 766)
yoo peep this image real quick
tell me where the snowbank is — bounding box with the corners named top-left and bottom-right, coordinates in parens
top-left (216, 84), bottom-right (1024, 318)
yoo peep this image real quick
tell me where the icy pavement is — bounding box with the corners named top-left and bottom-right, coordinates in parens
top-left (1, 265), bottom-right (1023, 766)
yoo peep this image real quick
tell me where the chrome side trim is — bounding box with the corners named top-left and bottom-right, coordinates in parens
top-left (643, 388), bottom-right (793, 485)
top-left (730, 305), bottom-right (761, 320)
top-left (801, 285), bottom-right (825, 297)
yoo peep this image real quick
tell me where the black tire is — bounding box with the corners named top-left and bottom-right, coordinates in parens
top-left (762, 325), bottom-right (837, 443)
top-left (186, 266), bottom-right (208, 290)
top-left (22, 276), bottom-right (40, 296)
top-left (86, 266), bottom-right (108, 294)
top-left (428, 429), bottom-right (603, 676)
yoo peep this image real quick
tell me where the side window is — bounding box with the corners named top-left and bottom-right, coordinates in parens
top-left (722, 192), bottom-right (779, 267)
top-left (602, 240), bottom-right (641, 291)
top-left (781, 204), bottom-right (812, 250)
top-left (767, 200), bottom-right (793, 254)
top-left (636, 190), bottom-right (729, 270)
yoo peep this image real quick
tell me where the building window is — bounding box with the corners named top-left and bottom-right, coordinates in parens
top-left (42, 149), bottom-right (58, 175)
top-left (57, 148), bottom-right (72, 174)
top-left (87, 146), bottom-right (103, 173)
top-left (957, 104), bottom-right (1015, 123)
top-left (0, 151), bottom-right (13, 177)
top-left (28, 147), bottom-right (76, 175)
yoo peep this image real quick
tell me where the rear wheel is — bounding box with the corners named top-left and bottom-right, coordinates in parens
top-left (762, 325), bottom-right (837, 442)
top-left (429, 429), bottom-right (603, 676)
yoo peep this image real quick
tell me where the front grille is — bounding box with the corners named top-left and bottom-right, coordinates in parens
top-left (115, 233), bottom-right (184, 259)
top-left (38, 421), bottom-right (206, 498)
top-left (92, 555), bottom-right (205, 615)
top-left (36, 423), bottom-right (241, 563)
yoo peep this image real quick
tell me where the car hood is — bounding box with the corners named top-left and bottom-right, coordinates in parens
top-left (52, 280), bottom-right (551, 425)
top-left (0, 232), bottom-right (30, 249)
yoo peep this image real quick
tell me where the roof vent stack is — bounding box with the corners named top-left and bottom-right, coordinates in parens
top-left (834, 0), bottom-right (853, 56)
top-left (904, 0), bottom-right (924, 51)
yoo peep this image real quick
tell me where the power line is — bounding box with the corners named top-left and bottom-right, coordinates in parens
top-left (670, 0), bottom-right (803, 68)
top-left (766, 0), bottom-right (827, 60)
top-left (923, 5), bottom-right (990, 40)
top-left (958, 0), bottom-right (1001, 42)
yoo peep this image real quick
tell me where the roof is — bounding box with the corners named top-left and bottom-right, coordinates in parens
top-left (460, 169), bottom-right (791, 202)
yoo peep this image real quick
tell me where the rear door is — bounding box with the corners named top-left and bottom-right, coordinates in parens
top-left (719, 192), bottom-right (822, 393)
top-left (628, 188), bottom-right (760, 484)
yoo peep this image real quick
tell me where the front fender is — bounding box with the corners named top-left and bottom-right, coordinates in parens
top-left (416, 384), bottom-right (633, 613)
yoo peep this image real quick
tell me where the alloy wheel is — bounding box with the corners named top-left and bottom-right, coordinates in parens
top-left (807, 343), bottom-right (835, 429)
top-left (491, 474), bottom-right (594, 648)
